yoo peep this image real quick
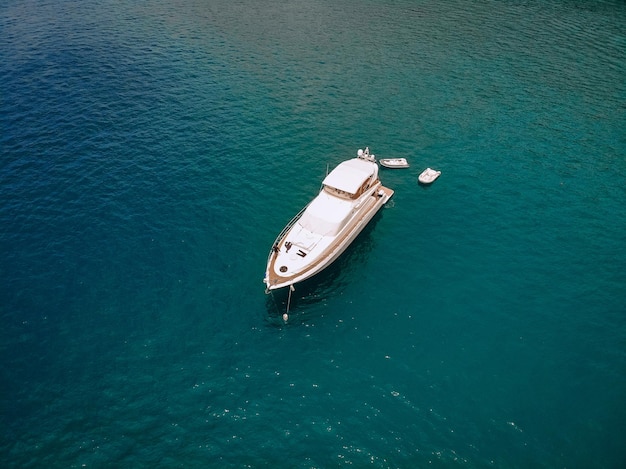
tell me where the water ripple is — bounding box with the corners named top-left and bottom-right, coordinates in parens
top-left (1, 0), bottom-right (625, 467)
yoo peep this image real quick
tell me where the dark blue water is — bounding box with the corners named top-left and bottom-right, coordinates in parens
top-left (2, 0), bottom-right (625, 467)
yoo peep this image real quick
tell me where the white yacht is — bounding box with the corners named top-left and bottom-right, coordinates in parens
top-left (264, 147), bottom-right (394, 292)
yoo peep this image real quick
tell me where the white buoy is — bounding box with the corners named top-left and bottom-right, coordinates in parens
top-left (283, 313), bottom-right (289, 322)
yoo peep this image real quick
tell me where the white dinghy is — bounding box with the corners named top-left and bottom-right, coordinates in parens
top-left (264, 147), bottom-right (394, 293)
top-left (379, 158), bottom-right (409, 169)
top-left (418, 168), bottom-right (441, 184)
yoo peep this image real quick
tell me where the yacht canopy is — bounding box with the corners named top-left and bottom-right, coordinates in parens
top-left (299, 192), bottom-right (353, 236)
top-left (322, 158), bottom-right (376, 195)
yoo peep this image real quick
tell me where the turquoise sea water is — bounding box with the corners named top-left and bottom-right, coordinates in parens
top-left (2, 0), bottom-right (625, 467)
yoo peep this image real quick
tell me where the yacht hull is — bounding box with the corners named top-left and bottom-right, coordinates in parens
top-left (264, 184), bottom-right (393, 291)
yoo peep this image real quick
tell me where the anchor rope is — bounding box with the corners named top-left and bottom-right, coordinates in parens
top-left (286, 285), bottom-right (293, 316)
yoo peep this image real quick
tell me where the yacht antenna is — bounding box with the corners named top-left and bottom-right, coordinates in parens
top-left (320, 163), bottom-right (329, 192)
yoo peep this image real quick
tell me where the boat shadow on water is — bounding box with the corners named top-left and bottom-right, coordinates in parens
top-left (263, 213), bottom-right (384, 327)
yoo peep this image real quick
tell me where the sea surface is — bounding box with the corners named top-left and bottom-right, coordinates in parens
top-left (1, 0), bottom-right (625, 467)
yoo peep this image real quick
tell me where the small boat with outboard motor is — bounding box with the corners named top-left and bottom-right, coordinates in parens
top-left (379, 158), bottom-right (410, 169)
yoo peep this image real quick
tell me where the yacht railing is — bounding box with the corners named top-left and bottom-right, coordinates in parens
top-left (266, 203), bottom-right (309, 262)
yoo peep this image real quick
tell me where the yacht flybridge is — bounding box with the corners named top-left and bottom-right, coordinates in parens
top-left (264, 147), bottom-right (394, 292)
